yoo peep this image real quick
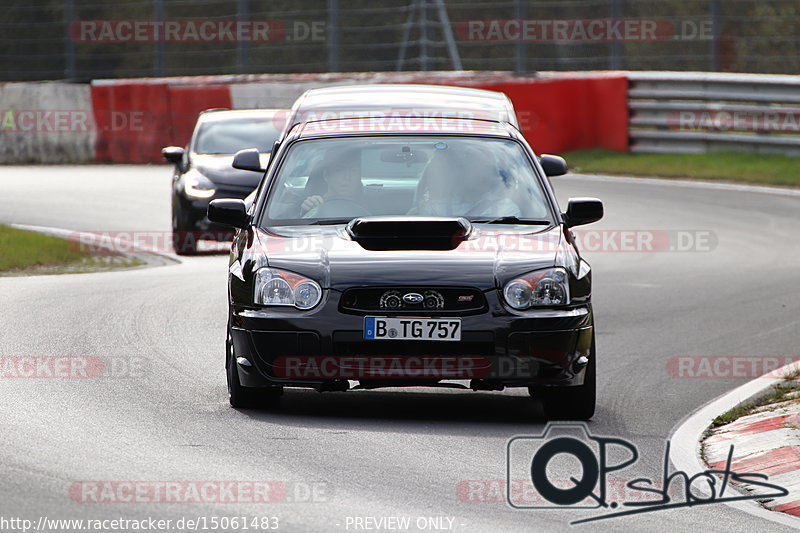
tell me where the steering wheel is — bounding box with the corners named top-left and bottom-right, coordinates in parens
top-left (306, 197), bottom-right (372, 218)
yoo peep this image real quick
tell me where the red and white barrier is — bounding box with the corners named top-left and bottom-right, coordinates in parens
top-left (0, 71), bottom-right (629, 164)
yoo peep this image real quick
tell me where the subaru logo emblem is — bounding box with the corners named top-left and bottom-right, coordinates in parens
top-left (403, 292), bottom-right (424, 304)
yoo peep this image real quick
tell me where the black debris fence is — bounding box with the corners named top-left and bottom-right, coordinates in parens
top-left (1, 0), bottom-right (799, 81)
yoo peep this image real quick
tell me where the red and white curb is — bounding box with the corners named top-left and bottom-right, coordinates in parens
top-left (670, 362), bottom-right (800, 528)
top-left (704, 400), bottom-right (800, 516)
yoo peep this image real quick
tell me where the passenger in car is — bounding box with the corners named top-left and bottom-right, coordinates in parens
top-left (410, 146), bottom-right (521, 217)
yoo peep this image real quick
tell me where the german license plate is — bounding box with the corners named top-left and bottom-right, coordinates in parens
top-left (364, 317), bottom-right (461, 341)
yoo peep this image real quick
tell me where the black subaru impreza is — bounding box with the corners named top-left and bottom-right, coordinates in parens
top-left (209, 116), bottom-right (603, 419)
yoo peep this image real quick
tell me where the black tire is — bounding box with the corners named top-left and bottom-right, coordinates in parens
top-left (226, 327), bottom-right (282, 409)
top-left (172, 208), bottom-right (197, 256)
top-left (532, 343), bottom-right (596, 420)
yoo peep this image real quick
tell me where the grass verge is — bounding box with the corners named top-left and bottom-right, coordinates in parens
top-left (564, 150), bottom-right (800, 187)
top-left (711, 375), bottom-right (800, 428)
top-left (0, 224), bottom-right (144, 275)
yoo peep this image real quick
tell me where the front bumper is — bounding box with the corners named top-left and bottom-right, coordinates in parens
top-left (230, 290), bottom-right (593, 390)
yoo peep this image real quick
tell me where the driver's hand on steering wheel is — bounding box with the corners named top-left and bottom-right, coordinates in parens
top-left (300, 195), bottom-right (324, 215)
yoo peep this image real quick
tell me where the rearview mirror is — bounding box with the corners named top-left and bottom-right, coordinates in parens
top-left (380, 147), bottom-right (429, 164)
top-left (232, 148), bottom-right (265, 172)
top-left (540, 154), bottom-right (568, 177)
top-left (564, 198), bottom-right (603, 228)
top-left (208, 199), bottom-right (249, 229)
top-left (162, 146), bottom-right (185, 166)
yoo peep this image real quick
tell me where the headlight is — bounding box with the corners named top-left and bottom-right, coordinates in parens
top-left (184, 172), bottom-right (216, 199)
top-left (503, 267), bottom-right (570, 309)
top-left (254, 268), bottom-right (322, 310)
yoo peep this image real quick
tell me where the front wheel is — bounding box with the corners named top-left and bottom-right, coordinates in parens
top-left (172, 208), bottom-right (198, 256)
top-left (226, 327), bottom-right (282, 409)
top-left (531, 343), bottom-right (596, 420)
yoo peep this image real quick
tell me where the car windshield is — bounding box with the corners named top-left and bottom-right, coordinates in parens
top-left (195, 118), bottom-right (281, 154)
top-left (262, 136), bottom-right (553, 225)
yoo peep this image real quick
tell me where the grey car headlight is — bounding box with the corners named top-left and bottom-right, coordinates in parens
top-left (503, 267), bottom-right (570, 309)
top-left (254, 267), bottom-right (322, 310)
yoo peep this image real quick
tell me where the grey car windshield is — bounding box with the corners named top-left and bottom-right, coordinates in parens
top-left (195, 118), bottom-right (281, 154)
top-left (263, 136), bottom-right (553, 224)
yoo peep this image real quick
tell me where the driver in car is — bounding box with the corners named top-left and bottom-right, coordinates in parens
top-left (300, 154), bottom-right (364, 217)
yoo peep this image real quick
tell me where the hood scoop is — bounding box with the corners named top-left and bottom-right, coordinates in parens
top-left (346, 217), bottom-right (472, 251)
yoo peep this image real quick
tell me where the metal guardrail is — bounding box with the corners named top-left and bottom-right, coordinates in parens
top-left (628, 72), bottom-right (800, 156)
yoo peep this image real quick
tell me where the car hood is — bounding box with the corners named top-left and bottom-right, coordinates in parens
top-left (253, 225), bottom-right (564, 290)
top-left (192, 153), bottom-right (269, 187)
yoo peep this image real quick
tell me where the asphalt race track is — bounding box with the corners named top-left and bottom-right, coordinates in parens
top-left (1, 165), bottom-right (799, 532)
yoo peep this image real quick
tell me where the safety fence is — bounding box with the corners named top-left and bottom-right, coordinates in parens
top-left (5, 1), bottom-right (800, 81)
top-left (628, 71), bottom-right (800, 156)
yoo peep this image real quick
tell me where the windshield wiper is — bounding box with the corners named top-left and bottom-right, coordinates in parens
top-left (308, 218), bottom-right (353, 225)
top-left (471, 216), bottom-right (552, 225)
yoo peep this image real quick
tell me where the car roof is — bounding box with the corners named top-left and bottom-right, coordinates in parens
top-left (197, 108), bottom-right (285, 123)
top-left (299, 84), bottom-right (511, 104)
top-left (296, 117), bottom-right (515, 139)
top-left (287, 84), bottom-right (519, 130)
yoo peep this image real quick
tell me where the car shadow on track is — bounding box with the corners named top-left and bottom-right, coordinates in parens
top-left (231, 389), bottom-right (600, 433)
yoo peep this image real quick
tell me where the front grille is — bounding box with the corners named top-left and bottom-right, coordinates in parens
top-left (332, 331), bottom-right (495, 357)
top-left (340, 287), bottom-right (486, 314)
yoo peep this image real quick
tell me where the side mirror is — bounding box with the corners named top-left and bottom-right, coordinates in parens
top-left (564, 198), bottom-right (603, 228)
top-left (208, 199), bottom-right (249, 229)
top-left (540, 154), bottom-right (568, 177)
top-left (162, 146), bottom-right (185, 166)
top-left (232, 148), bottom-right (265, 172)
